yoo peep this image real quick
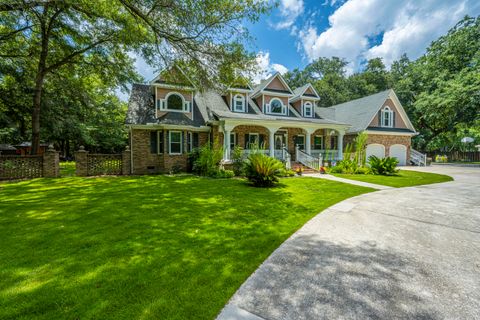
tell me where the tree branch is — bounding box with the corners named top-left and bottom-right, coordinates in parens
top-left (0, 0), bottom-right (60, 12)
top-left (45, 35), bottom-right (113, 73)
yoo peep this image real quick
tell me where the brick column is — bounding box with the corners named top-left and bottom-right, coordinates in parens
top-left (75, 146), bottom-right (88, 176)
top-left (43, 144), bottom-right (60, 177)
top-left (122, 146), bottom-right (131, 175)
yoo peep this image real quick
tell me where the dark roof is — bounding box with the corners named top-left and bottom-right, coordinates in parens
top-left (126, 84), bottom-right (155, 125)
top-left (366, 126), bottom-right (416, 133)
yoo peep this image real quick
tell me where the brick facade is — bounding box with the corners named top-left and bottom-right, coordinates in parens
top-left (130, 128), bottom-right (208, 174)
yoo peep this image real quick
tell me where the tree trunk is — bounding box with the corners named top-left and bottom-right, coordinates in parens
top-left (31, 72), bottom-right (45, 155)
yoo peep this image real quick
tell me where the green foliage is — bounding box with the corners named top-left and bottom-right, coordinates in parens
top-left (353, 132), bottom-right (368, 166)
top-left (368, 156), bottom-right (399, 175)
top-left (245, 153), bottom-right (284, 187)
top-left (213, 169), bottom-right (235, 179)
top-left (278, 168), bottom-right (296, 177)
top-left (330, 159), bottom-right (358, 174)
top-left (354, 167), bottom-right (371, 175)
top-left (193, 139), bottom-right (224, 177)
top-left (231, 145), bottom-right (245, 176)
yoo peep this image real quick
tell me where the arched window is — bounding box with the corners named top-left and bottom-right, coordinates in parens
top-left (303, 101), bottom-right (313, 117)
top-left (381, 106), bottom-right (393, 127)
top-left (166, 93), bottom-right (184, 111)
top-left (269, 98), bottom-right (286, 115)
top-left (233, 94), bottom-right (245, 112)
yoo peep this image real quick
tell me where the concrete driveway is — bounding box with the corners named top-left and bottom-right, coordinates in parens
top-left (218, 166), bottom-right (480, 320)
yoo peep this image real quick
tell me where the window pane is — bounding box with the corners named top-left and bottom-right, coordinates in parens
top-left (234, 96), bottom-right (244, 111)
top-left (167, 94), bottom-right (183, 110)
top-left (230, 133), bottom-right (236, 149)
top-left (314, 136), bottom-right (323, 149)
top-left (270, 100), bottom-right (283, 113)
top-left (170, 143), bottom-right (181, 153)
top-left (170, 132), bottom-right (182, 153)
top-left (170, 132), bottom-right (181, 142)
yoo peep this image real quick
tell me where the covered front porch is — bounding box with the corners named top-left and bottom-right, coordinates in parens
top-left (218, 119), bottom-right (349, 166)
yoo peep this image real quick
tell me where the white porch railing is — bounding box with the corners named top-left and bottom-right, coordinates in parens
top-left (230, 147), bottom-right (292, 168)
top-left (310, 149), bottom-right (339, 161)
top-left (411, 148), bottom-right (427, 166)
top-left (296, 146), bottom-right (322, 171)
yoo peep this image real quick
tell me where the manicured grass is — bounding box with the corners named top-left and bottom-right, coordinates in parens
top-left (0, 175), bottom-right (372, 320)
top-left (59, 161), bottom-right (76, 177)
top-left (333, 169), bottom-right (453, 188)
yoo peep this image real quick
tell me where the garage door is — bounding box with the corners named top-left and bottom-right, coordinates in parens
top-left (366, 144), bottom-right (385, 160)
top-left (390, 144), bottom-right (407, 166)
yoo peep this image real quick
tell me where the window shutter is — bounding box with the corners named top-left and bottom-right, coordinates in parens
top-left (166, 130), bottom-right (169, 153)
top-left (244, 134), bottom-right (249, 148)
top-left (193, 132), bottom-right (199, 148)
top-left (150, 131), bottom-right (158, 154)
top-left (181, 131), bottom-right (185, 153)
top-left (393, 112), bottom-right (396, 127)
top-left (159, 130), bottom-right (164, 153)
top-left (378, 110), bottom-right (382, 126)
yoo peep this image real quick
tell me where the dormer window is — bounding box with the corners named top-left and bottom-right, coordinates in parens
top-left (156, 92), bottom-right (191, 112)
top-left (267, 98), bottom-right (287, 115)
top-left (381, 106), bottom-right (393, 127)
top-left (167, 93), bottom-right (183, 111)
top-left (233, 94), bottom-right (245, 112)
top-left (303, 101), bottom-right (313, 117)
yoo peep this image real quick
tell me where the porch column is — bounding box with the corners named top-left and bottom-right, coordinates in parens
top-left (304, 128), bottom-right (316, 155)
top-left (222, 123), bottom-right (235, 161)
top-left (338, 130), bottom-right (345, 160)
top-left (266, 126), bottom-right (281, 158)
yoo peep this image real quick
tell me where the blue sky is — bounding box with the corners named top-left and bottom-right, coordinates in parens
top-left (125, 0), bottom-right (480, 98)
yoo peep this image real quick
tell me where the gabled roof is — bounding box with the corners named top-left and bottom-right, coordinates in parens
top-left (290, 83), bottom-right (320, 102)
top-left (150, 65), bottom-right (195, 88)
top-left (327, 89), bottom-right (416, 133)
top-left (251, 72), bottom-right (293, 98)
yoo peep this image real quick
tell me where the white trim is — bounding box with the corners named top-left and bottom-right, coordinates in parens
top-left (233, 94), bottom-right (246, 112)
top-left (388, 90), bottom-right (416, 132)
top-left (303, 101), bottom-right (313, 118)
top-left (381, 106), bottom-right (393, 128)
top-left (168, 130), bottom-right (183, 155)
top-left (289, 83), bottom-right (321, 102)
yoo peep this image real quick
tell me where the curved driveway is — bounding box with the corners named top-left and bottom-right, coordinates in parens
top-left (218, 166), bottom-right (480, 320)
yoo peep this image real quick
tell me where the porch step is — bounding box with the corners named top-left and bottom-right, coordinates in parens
top-left (291, 162), bottom-right (318, 174)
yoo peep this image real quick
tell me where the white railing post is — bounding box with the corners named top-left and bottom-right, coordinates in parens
top-left (295, 145), bottom-right (299, 161)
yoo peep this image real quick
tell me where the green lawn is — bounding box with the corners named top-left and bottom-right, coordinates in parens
top-left (59, 161), bottom-right (76, 177)
top-left (0, 175), bottom-right (372, 320)
top-left (333, 169), bottom-right (453, 188)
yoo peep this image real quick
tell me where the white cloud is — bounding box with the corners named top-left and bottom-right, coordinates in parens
top-left (298, 0), bottom-right (480, 71)
top-left (274, 0), bottom-right (305, 30)
top-left (253, 51), bottom-right (289, 83)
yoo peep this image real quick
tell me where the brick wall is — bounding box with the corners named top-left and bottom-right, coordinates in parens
top-left (130, 129), bottom-right (209, 174)
top-left (232, 125), bottom-right (270, 148)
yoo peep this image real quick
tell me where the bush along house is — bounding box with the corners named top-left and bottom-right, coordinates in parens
top-left (126, 67), bottom-right (422, 174)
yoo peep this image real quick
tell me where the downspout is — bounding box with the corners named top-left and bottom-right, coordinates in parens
top-left (130, 126), bottom-right (133, 174)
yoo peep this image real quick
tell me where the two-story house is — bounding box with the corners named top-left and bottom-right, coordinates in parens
top-left (126, 67), bottom-right (417, 174)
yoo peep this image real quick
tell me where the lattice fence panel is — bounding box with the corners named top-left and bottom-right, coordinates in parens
top-left (0, 156), bottom-right (43, 180)
top-left (87, 154), bottom-right (122, 176)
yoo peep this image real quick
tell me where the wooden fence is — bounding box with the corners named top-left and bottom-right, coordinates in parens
top-left (428, 151), bottom-right (480, 163)
top-left (0, 155), bottom-right (43, 180)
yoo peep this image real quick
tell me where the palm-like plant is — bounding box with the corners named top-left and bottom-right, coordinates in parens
top-left (245, 153), bottom-right (284, 187)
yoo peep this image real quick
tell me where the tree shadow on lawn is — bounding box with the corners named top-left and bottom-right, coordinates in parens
top-left (233, 237), bottom-right (442, 320)
top-left (0, 175), bottom-right (367, 320)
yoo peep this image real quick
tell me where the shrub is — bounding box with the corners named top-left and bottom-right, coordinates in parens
top-left (329, 159), bottom-right (358, 174)
top-left (245, 152), bottom-right (284, 187)
top-left (231, 145), bottom-right (245, 176)
top-left (193, 139), bottom-right (223, 176)
top-left (368, 156), bottom-right (399, 175)
top-left (187, 148), bottom-right (201, 172)
top-left (328, 165), bottom-right (343, 173)
top-left (278, 168), bottom-right (296, 177)
top-left (354, 166), bottom-right (371, 174)
top-left (213, 169), bottom-right (235, 179)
